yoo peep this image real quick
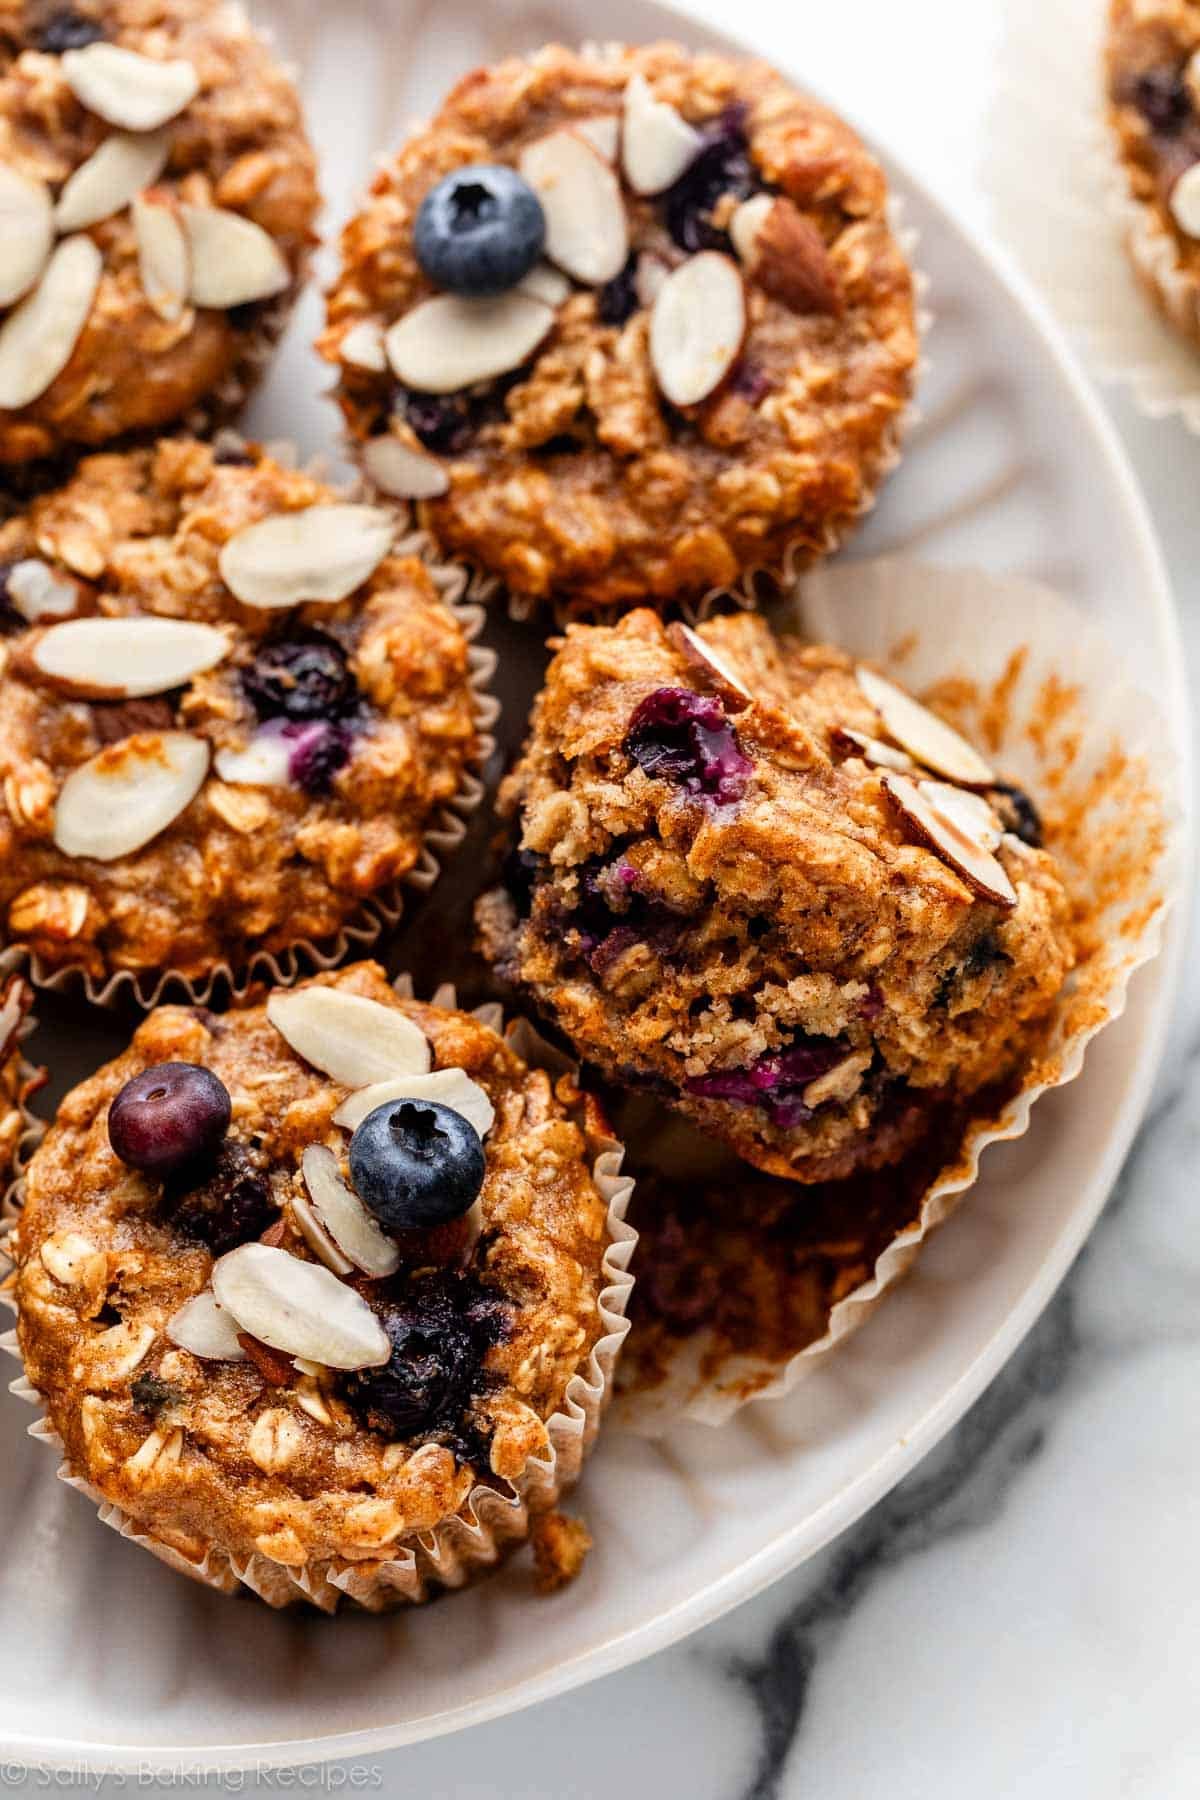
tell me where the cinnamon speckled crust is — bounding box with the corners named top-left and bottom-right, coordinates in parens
top-left (13, 964), bottom-right (612, 1581)
top-left (320, 41), bottom-right (917, 613)
top-left (0, 968), bottom-right (36, 1187)
top-left (0, 0), bottom-right (319, 463)
top-left (476, 610), bottom-right (1074, 1183)
top-left (0, 439), bottom-right (482, 985)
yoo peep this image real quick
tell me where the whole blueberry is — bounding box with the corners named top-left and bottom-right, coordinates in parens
top-left (349, 1099), bottom-right (485, 1231)
top-left (108, 1063), bottom-right (231, 1177)
top-left (243, 633), bottom-right (355, 722)
top-left (414, 165), bottom-right (546, 296)
top-left (401, 389), bottom-right (473, 455)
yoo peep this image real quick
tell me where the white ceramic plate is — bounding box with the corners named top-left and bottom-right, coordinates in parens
top-left (2, 0), bottom-right (1191, 1772)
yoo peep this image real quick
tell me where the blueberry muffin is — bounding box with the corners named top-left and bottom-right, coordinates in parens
top-left (0, 437), bottom-right (486, 993)
top-left (0, 0), bottom-right (319, 464)
top-left (319, 41), bottom-right (917, 613)
top-left (476, 610), bottom-right (1074, 1183)
top-left (0, 964), bottom-right (38, 1189)
top-left (11, 963), bottom-right (628, 1607)
top-left (1106, 0), bottom-right (1200, 345)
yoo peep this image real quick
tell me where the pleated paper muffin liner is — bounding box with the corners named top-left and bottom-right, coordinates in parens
top-left (614, 556), bottom-right (1182, 1431)
top-left (988, 0), bottom-right (1200, 431)
top-left (0, 949), bottom-right (45, 1215)
top-left (16, 461), bottom-right (500, 1011)
top-left (0, 978), bottom-right (637, 1611)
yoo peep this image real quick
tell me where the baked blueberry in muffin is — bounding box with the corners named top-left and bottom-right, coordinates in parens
top-left (0, 437), bottom-right (487, 991)
top-left (11, 964), bottom-right (626, 1606)
top-left (476, 610), bottom-right (1074, 1182)
top-left (0, 0), bottom-right (319, 463)
top-left (320, 41), bottom-right (917, 612)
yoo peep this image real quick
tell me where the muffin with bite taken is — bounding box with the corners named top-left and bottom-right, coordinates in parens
top-left (320, 40), bottom-right (917, 613)
top-left (10, 962), bottom-right (630, 1607)
top-left (0, 436), bottom-right (487, 995)
top-left (476, 609), bottom-right (1075, 1183)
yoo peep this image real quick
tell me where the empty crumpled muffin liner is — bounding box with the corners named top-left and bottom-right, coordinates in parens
top-left (0, 977), bottom-right (637, 1610)
top-left (988, 0), bottom-right (1200, 430)
top-left (16, 454), bottom-right (500, 1012)
top-left (615, 556), bottom-right (1183, 1431)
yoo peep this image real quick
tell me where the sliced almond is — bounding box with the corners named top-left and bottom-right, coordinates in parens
top-left (333, 1067), bottom-right (495, 1140)
top-left (362, 435), bottom-right (449, 500)
top-left (212, 1242), bottom-right (390, 1371)
top-left (666, 621), bottom-right (754, 711)
top-left (53, 730), bottom-right (208, 861)
top-left (0, 235), bottom-right (102, 411)
top-left (1171, 163), bottom-right (1200, 237)
top-left (856, 667), bottom-right (995, 788)
top-left (649, 251), bottom-right (745, 406)
top-left (635, 251), bottom-right (669, 307)
top-left (730, 192), bottom-right (775, 266)
top-left (338, 318), bottom-right (387, 372)
top-left (31, 616), bottom-right (227, 698)
top-left (182, 203), bottom-right (290, 310)
top-left (267, 987), bottom-right (431, 1087)
top-left (6, 559), bottom-right (85, 622)
top-left (289, 1180), bottom-right (354, 1277)
top-left (302, 1144), bottom-right (399, 1278)
top-left (920, 780), bottom-right (1004, 853)
top-left (0, 165), bottom-right (54, 308)
top-left (61, 43), bottom-right (199, 132)
top-left (883, 773), bottom-right (1017, 908)
top-left (573, 114), bottom-right (620, 162)
top-left (55, 129), bottom-right (170, 233)
top-left (518, 129), bottom-right (628, 285)
top-left (219, 503), bottom-right (396, 610)
top-left (213, 727), bottom-right (292, 788)
top-left (167, 1289), bottom-right (247, 1362)
top-left (830, 725), bottom-right (917, 774)
top-left (621, 71), bottom-right (702, 196)
top-left (517, 261), bottom-right (572, 307)
top-left (384, 291), bottom-right (553, 395)
top-left (132, 191), bottom-right (189, 322)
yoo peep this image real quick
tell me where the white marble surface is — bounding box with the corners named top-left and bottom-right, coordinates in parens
top-left (111, 0), bottom-right (1200, 1792)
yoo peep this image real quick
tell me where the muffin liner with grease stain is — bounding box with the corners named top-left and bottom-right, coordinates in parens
top-left (0, 978), bottom-right (637, 1611)
top-left (13, 441), bottom-right (501, 1011)
top-left (614, 557), bottom-right (1182, 1430)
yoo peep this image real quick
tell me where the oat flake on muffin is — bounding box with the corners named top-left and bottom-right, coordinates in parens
top-left (0, 437), bottom-right (485, 990)
top-left (320, 41), bottom-right (917, 614)
top-left (476, 609), bottom-right (1075, 1183)
top-left (0, 0), bottom-right (319, 464)
top-left (11, 963), bottom-right (627, 1606)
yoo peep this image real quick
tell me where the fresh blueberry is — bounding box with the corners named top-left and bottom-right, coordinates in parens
top-left (597, 256), bottom-right (639, 326)
top-left (108, 1062), bottom-right (232, 1177)
top-left (349, 1100), bottom-right (485, 1231)
top-left (687, 1036), bottom-right (849, 1128)
top-left (401, 389), bottom-right (473, 454)
top-left (243, 633), bottom-right (356, 723)
top-left (624, 686), bottom-right (753, 805)
top-left (1130, 66), bottom-right (1192, 136)
top-left (283, 719), bottom-right (353, 795)
top-left (338, 1272), bottom-right (510, 1443)
top-left (663, 105), bottom-right (756, 253)
top-left (33, 7), bottom-right (106, 53)
top-left (160, 1142), bottom-right (275, 1253)
top-left (414, 165), bottom-right (546, 297)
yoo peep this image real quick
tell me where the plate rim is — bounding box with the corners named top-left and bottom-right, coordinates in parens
top-left (5, 0), bottom-right (1193, 1771)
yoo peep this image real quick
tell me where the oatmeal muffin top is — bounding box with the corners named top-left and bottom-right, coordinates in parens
top-left (13, 963), bottom-right (616, 1582)
top-left (477, 609), bottom-right (1074, 1182)
top-left (320, 41), bottom-right (917, 613)
top-left (0, 437), bottom-right (483, 989)
top-left (0, 966), bottom-right (37, 1189)
top-left (0, 0), bottom-right (319, 464)
top-left (1106, 0), bottom-right (1200, 275)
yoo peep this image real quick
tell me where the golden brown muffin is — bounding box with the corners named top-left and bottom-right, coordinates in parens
top-left (476, 610), bottom-right (1074, 1182)
top-left (12, 963), bottom-right (626, 1607)
top-left (320, 41), bottom-right (917, 613)
top-left (0, 438), bottom-right (486, 990)
top-left (0, 0), bottom-right (319, 463)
